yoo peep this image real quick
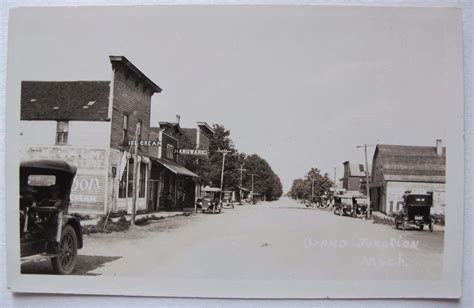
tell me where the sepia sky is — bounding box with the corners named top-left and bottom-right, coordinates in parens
top-left (7, 5), bottom-right (462, 191)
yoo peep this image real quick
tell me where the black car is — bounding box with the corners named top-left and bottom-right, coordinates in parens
top-left (20, 160), bottom-right (83, 274)
top-left (394, 192), bottom-right (434, 232)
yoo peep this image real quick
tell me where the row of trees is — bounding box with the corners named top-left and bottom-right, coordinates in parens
top-left (289, 168), bottom-right (334, 200)
top-left (181, 124), bottom-right (283, 201)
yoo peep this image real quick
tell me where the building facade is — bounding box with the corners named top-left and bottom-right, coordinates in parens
top-left (341, 161), bottom-right (366, 192)
top-left (370, 140), bottom-right (446, 215)
top-left (21, 55), bottom-right (162, 215)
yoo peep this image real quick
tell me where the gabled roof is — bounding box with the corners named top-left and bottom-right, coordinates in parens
top-left (21, 81), bottom-right (110, 121)
top-left (374, 144), bottom-right (446, 183)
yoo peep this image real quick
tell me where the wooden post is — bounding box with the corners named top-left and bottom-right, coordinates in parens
top-left (357, 144), bottom-right (375, 219)
top-left (131, 123), bottom-right (140, 225)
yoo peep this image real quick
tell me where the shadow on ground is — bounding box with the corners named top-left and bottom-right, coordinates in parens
top-left (21, 255), bottom-right (122, 276)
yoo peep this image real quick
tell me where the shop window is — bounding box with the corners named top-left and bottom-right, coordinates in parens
top-left (118, 163), bottom-right (128, 198)
top-left (56, 121), bottom-right (69, 145)
top-left (137, 120), bottom-right (142, 141)
top-left (139, 162), bottom-right (146, 198)
top-left (166, 144), bottom-right (175, 159)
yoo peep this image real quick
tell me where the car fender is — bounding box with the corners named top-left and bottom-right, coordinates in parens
top-left (63, 216), bottom-right (83, 249)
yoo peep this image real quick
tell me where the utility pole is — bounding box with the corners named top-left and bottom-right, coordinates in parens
top-left (249, 173), bottom-right (258, 204)
top-left (216, 148), bottom-right (232, 208)
top-left (311, 177), bottom-right (315, 202)
top-left (249, 173), bottom-right (258, 193)
top-left (239, 164), bottom-right (247, 201)
top-left (356, 144), bottom-right (375, 218)
top-left (131, 123), bottom-right (141, 226)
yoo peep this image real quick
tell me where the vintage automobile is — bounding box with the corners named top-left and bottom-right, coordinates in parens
top-left (333, 195), bottom-right (353, 216)
top-left (333, 194), bottom-right (368, 217)
top-left (197, 186), bottom-right (222, 214)
top-left (351, 196), bottom-right (368, 218)
top-left (20, 160), bottom-right (83, 274)
top-left (394, 191), bottom-right (434, 232)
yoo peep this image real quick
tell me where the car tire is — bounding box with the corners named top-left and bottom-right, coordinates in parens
top-left (395, 220), bottom-right (399, 229)
top-left (402, 220), bottom-right (406, 231)
top-left (429, 222), bottom-right (433, 232)
top-left (418, 224), bottom-right (424, 231)
top-left (52, 225), bottom-right (78, 275)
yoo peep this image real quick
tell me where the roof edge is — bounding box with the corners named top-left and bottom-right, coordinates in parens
top-left (109, 55), bottom-right (162, 93)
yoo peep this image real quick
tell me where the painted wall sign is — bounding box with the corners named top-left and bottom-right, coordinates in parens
top-left (25, 146), bottom-right (107, 214)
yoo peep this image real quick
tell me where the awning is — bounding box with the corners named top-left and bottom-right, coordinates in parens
top-left (151, 158), bottom-right (199, 178)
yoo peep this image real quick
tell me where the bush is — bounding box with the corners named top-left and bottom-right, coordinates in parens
top-left (83, 216), bottom-right (130, 234)
top-left (372, 215), bottom-right (394, 226)
top-left (432, 213), bottom-right (445, 226)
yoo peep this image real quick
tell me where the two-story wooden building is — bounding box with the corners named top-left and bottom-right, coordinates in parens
top-left (20, 55), bottom-right (162, 216)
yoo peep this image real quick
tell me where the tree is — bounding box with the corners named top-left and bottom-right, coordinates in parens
top-left (241, 154), bottom-right (283, 201)
top-left (181, 124), bottom-right (283, 200)
top-left (289, 168), bottom-right (334, 200)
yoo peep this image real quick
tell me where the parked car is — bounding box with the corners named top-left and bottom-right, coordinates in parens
top-left (197, 186), bottom-right (222, 214)
top-left (20, 160), bottom-right (83, 274)
top-left (333, 194), bottom-right (368, 218)
top-left (394, 191), bottom-right (434, 232)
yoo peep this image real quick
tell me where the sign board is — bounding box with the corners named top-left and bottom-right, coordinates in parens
top-left (174, 148), bottom-right (208, 156)
top-left (24, 146), bottom-right (107, 214)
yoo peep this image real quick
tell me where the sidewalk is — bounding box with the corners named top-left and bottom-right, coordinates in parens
top-left (80, 211), bottom-right (185, 227)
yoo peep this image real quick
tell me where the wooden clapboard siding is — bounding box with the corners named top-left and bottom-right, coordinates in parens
top-left (110, 68), bottom-right (154, 157)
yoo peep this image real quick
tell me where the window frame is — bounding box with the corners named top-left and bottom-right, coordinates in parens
top-left (55, 120), bottom-right (69, 145)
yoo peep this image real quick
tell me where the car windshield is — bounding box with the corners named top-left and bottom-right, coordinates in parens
top-left (406, 195), bottom-right (432, 206)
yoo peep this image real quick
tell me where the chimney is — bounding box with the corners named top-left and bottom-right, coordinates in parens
top-left (176, 114), bottom-right (181, 124)
top-left (436, 139), bottom-right (443, 156)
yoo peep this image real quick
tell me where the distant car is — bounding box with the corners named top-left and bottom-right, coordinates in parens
top-left (20, 160), bottom-right (83, 274)
top-left (196, 197), bottom-right (222, 214)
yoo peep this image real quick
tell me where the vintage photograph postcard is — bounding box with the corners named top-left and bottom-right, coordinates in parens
top-left (5, 5), bottom-right (464, 298)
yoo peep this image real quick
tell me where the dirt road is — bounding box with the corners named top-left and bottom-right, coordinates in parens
top-left (22, 197), bottom-right (444, 280)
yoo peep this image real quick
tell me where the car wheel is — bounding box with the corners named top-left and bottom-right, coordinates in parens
top-left (429, 222), bottom-right (433, 232)
top-left (402, 220), bottom-right (406, 231)
top-left (418, 224), bottom-right (424, 231)
top-left (395, 220), bottom-right (399, 229)
top-left (52, 225), bottom-right (78, 275)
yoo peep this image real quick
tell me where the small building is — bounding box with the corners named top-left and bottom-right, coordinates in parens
top-left (370, 140), bottom-right (446, 214)
top-left (341, 161), bottom-right (367, 193)
top-left (21, 55), bottom-right (162, 215)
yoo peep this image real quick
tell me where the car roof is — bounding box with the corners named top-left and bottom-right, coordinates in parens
top-left (20, 160), bottom-right (77, 175)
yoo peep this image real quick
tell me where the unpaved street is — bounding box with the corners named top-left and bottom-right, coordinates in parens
top-left (22, 197), bottom-right (444, 280)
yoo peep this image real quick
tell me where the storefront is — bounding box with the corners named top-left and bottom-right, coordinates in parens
top-left (149, 158), bottom-right (199, 211)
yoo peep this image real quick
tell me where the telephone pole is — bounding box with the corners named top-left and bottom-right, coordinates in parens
top-left (249, 173), bottom-right (258, 195)
top-left (239, 164), bottom-right (247, 201)
top-left (131, 123), bottom-right (141, 226)
top-left (216, 148), bottom-right (232, 202)
top-left (356, 144), bottom-right (375, 218)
